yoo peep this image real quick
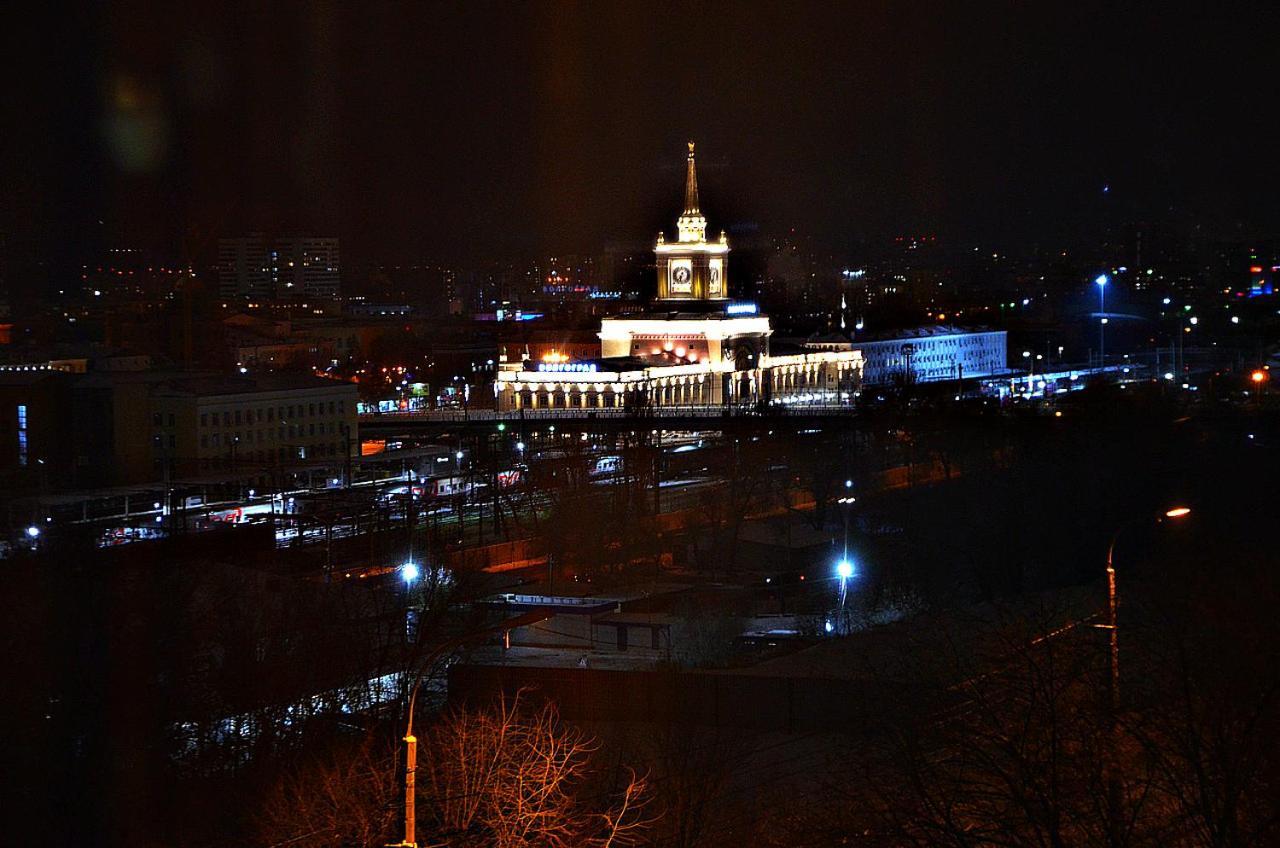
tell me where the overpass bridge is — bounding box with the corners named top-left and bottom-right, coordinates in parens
top-left (358, 404), bottom-right (863, 434)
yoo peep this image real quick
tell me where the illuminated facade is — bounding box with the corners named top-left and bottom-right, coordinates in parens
top-left (496, 144), bottom-right (863, 411)
top-left (808, 326), bottom-right (1007, 386)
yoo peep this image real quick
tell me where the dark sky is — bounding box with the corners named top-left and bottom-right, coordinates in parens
top-left (4, 1), bottom-right (1280, 277)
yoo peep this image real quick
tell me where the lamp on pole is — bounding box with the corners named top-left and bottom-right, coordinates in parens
top-left (1101, 504), bottom-right (1191, 841)
top-left (836, 557), bottom-right (855, 608)
top-left (1250, 368), bottom-right (1268, 406)
top-left (1095, 274), bottom-right (1109, 367)
top-left (389, 619), bottom-right (516, 848)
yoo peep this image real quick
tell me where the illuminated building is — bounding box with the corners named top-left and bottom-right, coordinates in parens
top-left (654, 143), bottom-right (729, 302)
top-left (496, 144), bottom-right (863, 410)
top-left (807, 326), bottom-right (1007, 386)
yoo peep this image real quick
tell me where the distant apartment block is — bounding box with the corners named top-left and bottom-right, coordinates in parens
top-left (218, 235), bottom-right (341, 301)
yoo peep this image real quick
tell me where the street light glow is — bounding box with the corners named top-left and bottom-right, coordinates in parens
top-left (1164, 507), bottom-right (1191, 519)
top-left (26, 525), bottom-right (40, 538)
top-left (836, 559), bottom-right (854, 580)
top-left (1095, 273), bottom-right (1109, 287)
top-left (400, 561), bottom-right (421, 583)
top-left (1251, 370), bottom-right (1267, 384)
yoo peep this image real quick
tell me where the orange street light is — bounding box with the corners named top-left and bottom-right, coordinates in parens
top-left (1251, 370), bottom-right (1267, 384)
top-left (1102, 504), bottom-right (1192, 842)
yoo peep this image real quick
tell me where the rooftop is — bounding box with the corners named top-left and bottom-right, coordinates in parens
top-left (153, 372), bottom-right (356, 398)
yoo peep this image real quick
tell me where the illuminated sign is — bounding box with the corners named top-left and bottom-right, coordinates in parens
top-left (725, 302), bottom-right (758, 315)
top-left (537, 362), bottom-right (598, 373)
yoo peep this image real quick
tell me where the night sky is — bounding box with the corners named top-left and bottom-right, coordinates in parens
top-left (4, 1), bottom-right (1280, 276)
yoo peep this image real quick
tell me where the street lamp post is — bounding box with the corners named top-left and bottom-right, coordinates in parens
top-left (1095, 274), bottom-right (1109, 367)
top-left (389, 618), bottom-right (515, 848)
top-left (836, 557), bottom-right (854, 608)
top-left (1250, 369), bottom-right (1268, 406)
top-left (1101, 505), bottom-right (1190, 840)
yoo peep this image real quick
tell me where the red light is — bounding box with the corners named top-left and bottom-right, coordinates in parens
top-left (1249, 266), bottom-right (1263, 273)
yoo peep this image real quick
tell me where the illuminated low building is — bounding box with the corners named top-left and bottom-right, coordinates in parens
top-left (496, 144), bottom-right (863, 411)
top-left (807, 326), bottom-right (1007, 386)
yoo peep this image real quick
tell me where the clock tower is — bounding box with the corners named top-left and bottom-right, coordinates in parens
top-left (656, 142), bottom-right (729, 303)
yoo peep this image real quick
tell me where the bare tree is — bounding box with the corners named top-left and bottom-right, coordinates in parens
top-left (422, 690), bottom-right (656, 846)
top-left (257, 735), bottom-right (399, 848)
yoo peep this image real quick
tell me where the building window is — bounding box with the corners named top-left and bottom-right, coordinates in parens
top-left (200, 413), bottom-right (208, 427)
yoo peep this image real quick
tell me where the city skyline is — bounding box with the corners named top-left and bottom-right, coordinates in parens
top-left (5, 2), bottom-right (1280, 286)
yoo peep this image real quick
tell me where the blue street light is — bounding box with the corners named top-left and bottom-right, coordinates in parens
top-left (835, 557), bottom-right (856, 609)
top-left (400, 561), bottom-right (421, 584)
top-left (1095, 274), bottom-right (1109, 365)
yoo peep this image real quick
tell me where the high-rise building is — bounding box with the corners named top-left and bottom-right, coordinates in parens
top-left (218, 235), bottom-right (341, 301)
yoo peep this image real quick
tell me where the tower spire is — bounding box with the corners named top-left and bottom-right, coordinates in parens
top-left (683, 141), bottom-right (700, 214)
